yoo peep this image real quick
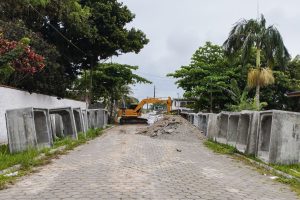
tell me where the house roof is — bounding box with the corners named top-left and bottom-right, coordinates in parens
top-left (286, 91), bottom-right (300, 97)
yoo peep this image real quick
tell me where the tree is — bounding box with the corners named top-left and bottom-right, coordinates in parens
top-left (168, 42), bottom-right (238, 112)
top-left (0, 0), bottom-right (149, 99)
top-left (0, 20), bottom-right (67, 96)
top-left (0, 36), bottom-right (45, 83)
top-left (223, 14), bottom-right (290, 109)
top-left (72, 63), bottom-right (151, 118)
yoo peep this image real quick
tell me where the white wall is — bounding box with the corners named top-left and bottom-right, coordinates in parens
top-left (0, 86), bottom-right (86, 144)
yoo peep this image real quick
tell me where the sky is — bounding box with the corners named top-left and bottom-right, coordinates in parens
top-left (114, 0), bottom-right (300, 100)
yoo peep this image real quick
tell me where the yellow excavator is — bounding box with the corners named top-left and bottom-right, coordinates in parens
top-left (116, 97), bottom-right (172, 124)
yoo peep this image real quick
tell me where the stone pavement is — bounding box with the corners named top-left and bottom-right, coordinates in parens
top-left (0, 125), bottom-right (298, 200)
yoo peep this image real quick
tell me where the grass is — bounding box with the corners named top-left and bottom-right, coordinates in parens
top-left (0, 127), bottom-right (105, 189)
top-left (271, 164), bottom-right (300, 179)
top-left (204, 139), bottom-right (300, 196)
top-left (204, 140), bottom-right (238, 155)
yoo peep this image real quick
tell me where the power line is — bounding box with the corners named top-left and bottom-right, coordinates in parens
top-left (138, 72), bottom-right (175, 80)
top-left (28, 4), bottom-right (87, 56)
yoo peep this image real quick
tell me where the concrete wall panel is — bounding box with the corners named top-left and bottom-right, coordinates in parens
top-left (227, 114), bottom-right (240, 146)
top-left (0, 86), bottom-right (85, 144)
top-left (257, 110), bottom-right (300, 164)
top-left (207, 113), bottom-right (219, 139)
top-left (216, 113), bottom-right (229, 144)
top-left (49, 108), bottom-right (78, 139)
top-left (6, 108), bottom-right (52, 153)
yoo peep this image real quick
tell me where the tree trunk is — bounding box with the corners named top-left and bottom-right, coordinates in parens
top-left (255, 48), bottom-right (261, 110)
top-left (89, 62), bottom-right (94, 107)
top-left (255, 85), bottom-right (260, 110)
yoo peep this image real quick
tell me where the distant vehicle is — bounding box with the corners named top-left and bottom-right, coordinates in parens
top-left (116, 97), bottom-right (172, 124)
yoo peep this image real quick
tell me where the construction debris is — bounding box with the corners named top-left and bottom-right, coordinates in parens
top-left (137, 115), bottom-right (205, 142)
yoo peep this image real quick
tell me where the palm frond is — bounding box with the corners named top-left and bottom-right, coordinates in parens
top-left (259, 68), bottom-right (275, 87)
top-left (247, 68), bottom-right (260, 88)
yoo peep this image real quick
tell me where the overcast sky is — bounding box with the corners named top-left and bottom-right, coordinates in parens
top-left (114, 0), bottom-right (300, 100)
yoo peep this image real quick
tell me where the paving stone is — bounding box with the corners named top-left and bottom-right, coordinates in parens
top-left (0, 125), bottom-right (298, 200)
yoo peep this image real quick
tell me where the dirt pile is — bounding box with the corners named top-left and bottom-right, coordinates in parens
top-left (137, 115), bottom-right (205, 142)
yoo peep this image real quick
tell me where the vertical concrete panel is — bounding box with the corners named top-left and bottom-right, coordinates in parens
top-left (227, 114), bottom-right (240, 146)
top-left (216, 113), bottom-right (229, 144)
top-left (103, 110), bottom-right (109, 127)
top-left (257, 110), bottom-right (300, 164)
top-left (49, 108), bottom-right (78, 139)
top-left (199, 114), bottom-right (209, 135)
top-left (188, 113), bottom-right (194, 124)
top-left (207, 113), bottom-right (219, 139)
top-left (34, 110), bottom-right (52, 148)
top-left (258, 113), bottom-right (272, 163)
top-left (82, 109), bottom-right (88, 132)
top-left (6, 108), bottom-right (52, 153)
top-left (73, 108), bottom-right (85, 133)
top-left (50, 114), bottom-right (64, 138)
top-left (0, 86), bottom-right (86, 144)
top-left (236, 113), bottom-right (251, 153)
top-left (193, 113), bottom-right (199, 127)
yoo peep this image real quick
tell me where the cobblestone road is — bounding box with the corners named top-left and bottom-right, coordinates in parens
top-left (0, 125), bottom-right (298, 200)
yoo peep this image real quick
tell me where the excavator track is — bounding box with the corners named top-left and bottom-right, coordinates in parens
top-left (120, 117), bottom-right (148, 125)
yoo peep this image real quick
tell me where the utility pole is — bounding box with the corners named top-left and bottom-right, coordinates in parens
top-left (154, 85), bottom-right (156, 98)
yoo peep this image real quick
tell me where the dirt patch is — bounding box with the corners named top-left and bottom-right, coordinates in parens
top-left (137, 115), bottom-right (205, 142)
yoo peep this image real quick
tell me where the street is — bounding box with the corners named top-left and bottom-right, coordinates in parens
top-left (0, 125), bottom-right (297, 200)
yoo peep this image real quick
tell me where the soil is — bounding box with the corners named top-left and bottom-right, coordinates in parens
top-left (137, 115), bottom-right (205, 142)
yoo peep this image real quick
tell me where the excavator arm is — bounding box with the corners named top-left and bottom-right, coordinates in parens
top-left (134, 97), bottom-right (172, 113)
top-left (117, 97), bottom-right (172, 124)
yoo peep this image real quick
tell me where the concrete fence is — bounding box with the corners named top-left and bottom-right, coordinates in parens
top-left (184, 110), bottom-right (300, 164)
top-left (5, 107), bottom-right (108, 153)
top-left (0, 86), bottom-right (109, 152)
top-left (0, 86), bottom-right (86, 144)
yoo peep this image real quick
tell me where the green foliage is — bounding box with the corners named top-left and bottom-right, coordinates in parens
top-left (0, 20), bottom-right (67, 96)
top-left (168, 42), bottom-right (238, 112)
top-left (0, 0), bottom-right (148, 97)
top-left (223, 15), bottom-right (290, 109)
top-left (72, 63), bottom-right (151, 102)
top-left (225, 79), bottom-right (267, 111)
top-left (224, 14), bottom-right (290, 67)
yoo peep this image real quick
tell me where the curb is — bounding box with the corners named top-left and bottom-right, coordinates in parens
top-left (234, 153), bottom-right (300, 182)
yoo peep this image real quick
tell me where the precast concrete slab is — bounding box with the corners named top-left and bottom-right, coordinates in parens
top-left (207, 113), bottom-right (219, 139)
top-left (103, 109), bottom-right (109, 127)
top-left (216, 112), bottom-right (230, 144)
top-left (193, 113), bottom-right (200, 127)
top-left (6, 108), bottom-right (53, 153)
top-left (257, 110), bottom-right (300, 164)
top-left (188, 113), bottom-right (194, 124)
top-left (50, 114), bottom-right (64, 138)
top-left (49, 107), bottom-right (78, 139)
top-left (73, 108), bottom-right (85, 133)
top-left (236, 111), bottom-right (259, 155)
top-left (82, 109), bottom-right (88, 132)
top-left (199, 113), bottom-right (209, 136)
top-left (227, 112), bottom-right (240, 147)
top-left (87, 109), bottom-right (96, 129)
top-left (97, 109), bottom-right (108, 128)
top-left (88, 109), bottom-right (106, 129)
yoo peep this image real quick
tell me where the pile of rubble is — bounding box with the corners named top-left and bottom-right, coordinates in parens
top-left (137, 115), bottom-right (205, 142)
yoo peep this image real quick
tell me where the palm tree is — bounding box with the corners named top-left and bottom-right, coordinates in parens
top-left (223, 14), bottom-right (290, 109)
